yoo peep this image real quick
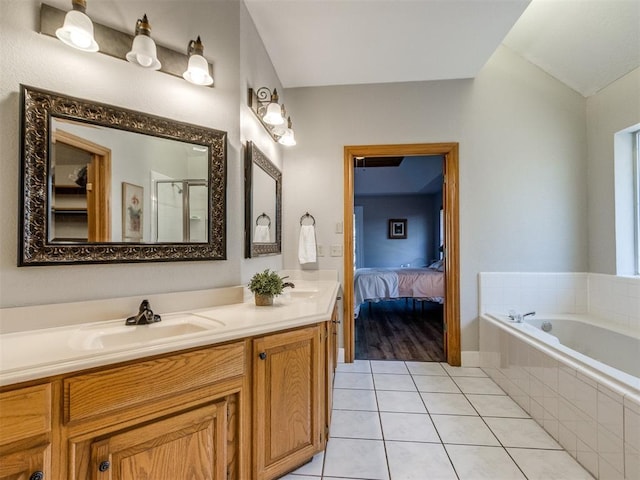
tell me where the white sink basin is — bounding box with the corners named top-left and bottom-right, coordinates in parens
top-left (68, 313), bottom-right (225, 351)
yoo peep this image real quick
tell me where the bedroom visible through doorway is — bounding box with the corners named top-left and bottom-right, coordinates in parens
top-left (353, 154), bottom-right (445, 361)
top-left (343, 143), bottom-right (460, 365)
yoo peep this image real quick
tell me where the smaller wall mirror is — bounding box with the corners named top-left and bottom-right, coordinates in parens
top-left (244, 141), bottom-right (281, 257)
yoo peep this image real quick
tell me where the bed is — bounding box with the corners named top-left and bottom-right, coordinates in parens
top-left (354, 266), bottom-right (445, 317)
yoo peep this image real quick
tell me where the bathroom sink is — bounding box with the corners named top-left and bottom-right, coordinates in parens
top-left (69, 313), bottom-right (225, 351)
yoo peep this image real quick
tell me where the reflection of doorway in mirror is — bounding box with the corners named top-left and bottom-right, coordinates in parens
top-left (50, 128), bottom-right (111, 242)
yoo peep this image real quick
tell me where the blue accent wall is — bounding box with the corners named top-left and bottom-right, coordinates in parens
top-left (355, 194), bottom-right (440, 268)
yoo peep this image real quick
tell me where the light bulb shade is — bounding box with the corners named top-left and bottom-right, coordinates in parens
top-left (278, 128), bottom-right (296, 146)
top-left (263, 102), bottom-right (284, 126)
top-left (126, 34), bottom-right (161, 70)
top-left (182, 54), bottom-right (213, 86)
top-left (55, 9), bottom-right (99, 52)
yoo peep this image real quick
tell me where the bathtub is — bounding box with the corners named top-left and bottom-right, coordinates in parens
top-left (480, 313), bottom-right (639, 479)
top-left (523, 315), bottom-right (639, 381)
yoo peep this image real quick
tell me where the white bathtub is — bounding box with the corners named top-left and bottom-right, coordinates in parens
top-left (480, 313), bottom-right (639, 479)
top-left (524, 315), bottom-right (639, 380)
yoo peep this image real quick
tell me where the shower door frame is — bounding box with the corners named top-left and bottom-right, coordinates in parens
top-left (154, 179), bottom-right (208, 243)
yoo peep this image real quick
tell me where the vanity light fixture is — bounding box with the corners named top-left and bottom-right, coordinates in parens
top-left (248, 87), bottom-right (296, 145)
top-left (262, 89), bottom-right (285, 126)
top-left (41, 4), bottom-right (214, 86)
top-left (183, 36), bottom-right (213, 86)
top-left (126, 14), bottom-right (161, 70)
top-left (55, 0), bottom-right (99, 52)
top-left (277, 117), bottom-right (296, 146)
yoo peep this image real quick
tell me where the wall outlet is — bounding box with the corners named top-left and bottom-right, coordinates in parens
top-left (330, 245), bottom-right (343, 257)
top-left (317, 245), bottom-right (325, 256)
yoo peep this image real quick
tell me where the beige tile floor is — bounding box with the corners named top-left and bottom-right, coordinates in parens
top-left (281, 360), bottom-right (594, 480)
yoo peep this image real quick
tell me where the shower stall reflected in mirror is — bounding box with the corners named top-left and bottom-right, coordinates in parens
top-left (154, 180), bottom-right (208, 242)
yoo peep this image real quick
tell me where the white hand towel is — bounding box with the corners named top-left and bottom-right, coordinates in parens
top-left (254, 225), bottom-right (271, 243)
top-left (298, 225), bottom-right (317, 264)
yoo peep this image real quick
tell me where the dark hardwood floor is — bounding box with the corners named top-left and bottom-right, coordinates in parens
top-left (355, 299), bottom-right (445, 362)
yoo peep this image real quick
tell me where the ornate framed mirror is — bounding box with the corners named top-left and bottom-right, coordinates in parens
top-left (19, 85), bottom-right (227, 265)
top-left (244, 141), bottom-right (281, 257)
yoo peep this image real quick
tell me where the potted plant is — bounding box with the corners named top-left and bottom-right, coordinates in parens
top-left (248, 269), bottom-right (292, 306)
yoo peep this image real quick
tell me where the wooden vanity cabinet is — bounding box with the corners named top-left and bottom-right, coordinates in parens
top-left (85, 400), bottom-right (228, 480)
top-left (1, 305), bottom-right (339, 480)
top-left (252, 325), bottom-right (324, 480)
top-left (63, 341), bottom-right (249, 480)
top-left (0, 383), bottom-right (52, 480)
top-left (325, 304), bottom-right (339, 439)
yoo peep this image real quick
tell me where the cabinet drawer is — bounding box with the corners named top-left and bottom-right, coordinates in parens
top-left (0, 383), bottom-right (51, 445)
top-left (64, 341), bottom-right (245, 423)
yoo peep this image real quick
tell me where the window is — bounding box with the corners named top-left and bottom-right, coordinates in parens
top-left (614, 124), bottom-right (640, 276)
top-left (634, 130), bottom-right (640, 274)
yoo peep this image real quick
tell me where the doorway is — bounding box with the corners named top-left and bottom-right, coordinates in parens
top-left (51, 129), bottom-right (112, 242)
top-left (343, 143), bottom-right (460, 365)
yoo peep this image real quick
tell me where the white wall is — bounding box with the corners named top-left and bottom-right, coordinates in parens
top-left (282, 45), bottom-right (588, 352)
top-left (239, 1), bottom-right (284, 282)
top-left (586, 67), bottom-right (640, 274)
top-left (0, 0), bottom-right (244, 308)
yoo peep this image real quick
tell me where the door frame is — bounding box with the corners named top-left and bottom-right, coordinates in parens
top-left (343, 143), bottom-right (461, 365)
top-left (54, 129), bottom-right (112, 242)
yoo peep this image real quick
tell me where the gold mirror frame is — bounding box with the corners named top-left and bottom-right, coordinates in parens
top-left (19, 85), bottom-right (227, 265)
top-left (244, 141), bottom-right (282, 257)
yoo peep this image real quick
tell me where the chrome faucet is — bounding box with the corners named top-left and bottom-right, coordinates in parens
top-left (126, 299), bottom-right (161, 325)
top-left (508, 310), bottom-right (536, 323)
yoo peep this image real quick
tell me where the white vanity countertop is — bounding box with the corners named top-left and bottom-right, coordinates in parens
top-left (0, 280), bottom-right (340, 387)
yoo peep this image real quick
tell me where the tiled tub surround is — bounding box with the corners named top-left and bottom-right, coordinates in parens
top-left (478, 272), bottom-right (640, 332)
top-left (478, 272), bottom-right (640, 479)
top-left (479, 314), bottom-right (639, 479)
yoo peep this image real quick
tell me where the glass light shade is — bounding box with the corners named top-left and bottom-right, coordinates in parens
top-left (278, 128), bottom-right (296, 146)
top-left (56, 10), bottom-right (99, 52)
top-left (126, 34), bottom-right (161, 70)
top-left (182, 54), bottom-right (213, 86)
top-left (263, 102), bottom-right (284, 126)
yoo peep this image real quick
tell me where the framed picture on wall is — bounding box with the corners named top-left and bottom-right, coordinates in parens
top-left (122, 182), bottom-right (143, 241)
top-left (388, 218), bottom-right (407, 239)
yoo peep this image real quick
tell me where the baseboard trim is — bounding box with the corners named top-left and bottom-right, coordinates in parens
top-left (461, 351), bottom-right (480, 367)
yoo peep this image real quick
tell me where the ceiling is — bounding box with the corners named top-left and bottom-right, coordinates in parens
top-left (354, 156), bottom-right (443, 196)
top-left (244, 0), bottom-right (640, 97)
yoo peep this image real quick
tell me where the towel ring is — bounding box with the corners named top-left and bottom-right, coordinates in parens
top-left (300, 212), bottom-right (316, 226)
top-left (256, 212), bottom-right (271, 227)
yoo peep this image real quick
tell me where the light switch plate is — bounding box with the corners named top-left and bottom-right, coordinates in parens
top-left (317, 245), bottom-right (325, 256)
top-left (336, 222), bottom-right (343, 234)
top-left (330, 245), bottom-right (343, 257)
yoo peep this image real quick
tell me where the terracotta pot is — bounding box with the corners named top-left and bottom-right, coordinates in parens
top-left (254, 293), bottom-right (273, 306)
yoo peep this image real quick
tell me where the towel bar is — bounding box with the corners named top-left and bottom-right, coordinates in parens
top-left (300, 212), bottom-right (316, 226)
top-left (256, 212), bottom-right (271, 227)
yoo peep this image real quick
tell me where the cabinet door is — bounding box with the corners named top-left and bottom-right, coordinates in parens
top-left (0, 443), bottom-right (51, 480)
top-left (89, 401), bottom-right (227, 480)
top-left (253, 326), bottom-right (322, 480)
top-left (325, 304), bottom-right (339, 439)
